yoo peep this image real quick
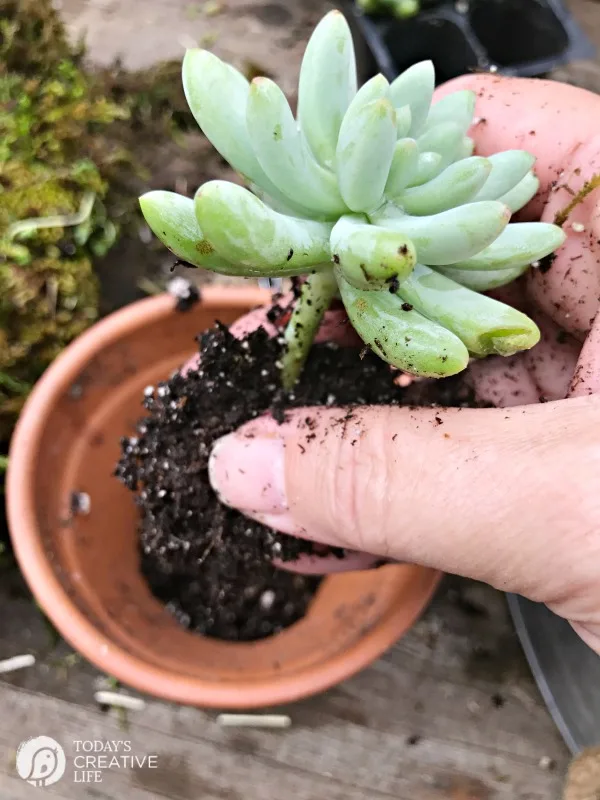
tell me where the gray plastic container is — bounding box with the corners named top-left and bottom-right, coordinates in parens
top-left (347, 0), bottom-right (595, 84)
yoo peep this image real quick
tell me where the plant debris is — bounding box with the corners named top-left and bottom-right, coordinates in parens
top-left (554, 173), bottom-right (600, 228)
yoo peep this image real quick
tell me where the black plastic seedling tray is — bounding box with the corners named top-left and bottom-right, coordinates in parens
top-left (346, 0), bottom-right (596, 85)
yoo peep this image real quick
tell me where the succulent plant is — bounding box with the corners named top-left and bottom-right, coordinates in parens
top-left (140, 9), bottom-right (565, 388)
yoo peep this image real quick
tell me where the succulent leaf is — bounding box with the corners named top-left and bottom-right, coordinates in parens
top-left (139, 190), bottom-right (240, 273)
top-left (424, 90), bottom-right (476, 134)
top-left (337, 272), bottom-right (470, 377)
top-left (336, 98), bottom-right (397, 213)
top-left (496, 171), bottom-right (539, 213)
top-left (249, 183), bottom-right (315, 219)
top-left (372, 201), bottom-right (511, 265)
top-left (408, 151), bottom-right (443, 186)
top-left (398, 157), bottom-right (492, 216)
top-left (182, 50), bottom-right (313, 218)
top-left (397, 263), bottom-right (540, 356)
top-left (472, 150), bottom-right (536, 202)
top-left (350, 73), bottom-right (390, 107)
top-left (395, 104), bottom-right (412, 138)
top-left (247, 78), bottom-right (346, 217)
top-left (385, 138), bottom-right (419, 197)
top-left (436, 264), bottom-right (529, 292)
top-left (389, 61), bottom-right (435, 137)
top-left (195, 181), bottom-right (332, 274)
top-left (297, 10), bottom-right (357, 168)
top-left (458, 137), bottom-right (475, 159)
top-left (445, 222), bottom-right (566, 271)
top-left (330, 214), bottom-right (416, 290)
top-left (183, 51), bottom-right (255, 177)
top-left (417, 122), bottom-right (464, 169)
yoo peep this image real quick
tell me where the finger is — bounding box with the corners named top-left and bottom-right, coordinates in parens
top-left (273, 549), bottom-right (383, 575)
top-left (569, 310), bottom-right (600, 397)
top-left (467, 352), bottom-right (540, 408)
top-left (182, 298), bottom-right (374, 574)
top-left (434, 74), bottom-right (600, 218)
top-left (465, 280), bottom-right (538, 408)
top-left (208, 396), bottom-right (600, 611)
top-left (528, 134), bottom-right (600, 340)
top-left (523, 311), bottom-right (580, 400)
top-left (436, 76), bottom-right (600, 339)
top-left (468, 306), bottom-right (580, 406)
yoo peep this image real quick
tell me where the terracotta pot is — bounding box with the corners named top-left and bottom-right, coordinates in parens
top-left (7, 286), bottom-right (441, 708)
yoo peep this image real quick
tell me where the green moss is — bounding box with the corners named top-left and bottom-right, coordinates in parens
top-left (100, 59), bottom-right (197, 138)
top-left (0, 0), bottom-right (133, 438)
top-left (0, 0), bottom-right (212, 442)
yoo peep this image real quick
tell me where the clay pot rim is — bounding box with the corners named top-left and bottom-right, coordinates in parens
top-left (7, 286), bottom-right (441, 708)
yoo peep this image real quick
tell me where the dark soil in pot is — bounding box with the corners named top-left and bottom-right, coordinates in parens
top-left (116, 303), bottom-right (479, 643)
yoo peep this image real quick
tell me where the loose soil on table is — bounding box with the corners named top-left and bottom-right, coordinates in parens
top-left (116, 310), bottom-right (479, 642)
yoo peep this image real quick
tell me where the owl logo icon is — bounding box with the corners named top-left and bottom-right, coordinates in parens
top-left (16, 736), bottom-right (66, 787)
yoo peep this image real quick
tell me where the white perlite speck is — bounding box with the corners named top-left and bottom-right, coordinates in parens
top-left (0, 654), bottom-right (35, 674)
top-left (73, 492), bottom-right (91, 515)
top-left (167, 277), bottom-right (194, 299)
top-left (259, 590), bottom-right (276, 610)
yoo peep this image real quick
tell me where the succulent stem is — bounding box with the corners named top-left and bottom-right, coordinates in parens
top-left (282, 268), bottom-right (338, 389)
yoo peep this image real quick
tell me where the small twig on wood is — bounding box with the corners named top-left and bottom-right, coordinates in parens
top-left (94, 691), bottom-right (146, 711)
top-left (0, 654), bottom-right (36, 674)
top-left (216, 714), bottom-right (292, 728)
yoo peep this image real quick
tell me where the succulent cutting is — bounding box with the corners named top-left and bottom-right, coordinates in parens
top-left (139, 9), bottom-right (565, 388)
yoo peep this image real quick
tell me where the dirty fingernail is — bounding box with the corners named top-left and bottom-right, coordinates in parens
top-left (208, 428), bottom-right (287, 515)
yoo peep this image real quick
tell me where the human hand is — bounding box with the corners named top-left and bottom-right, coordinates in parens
top-left (207, 73), bottom-right (600, 653)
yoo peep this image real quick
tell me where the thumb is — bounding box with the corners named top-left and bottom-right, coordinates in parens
top-left (209, 396), bottom-right (600, 608)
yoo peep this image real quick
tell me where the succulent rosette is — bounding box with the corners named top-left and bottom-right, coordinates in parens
top-left (140, 10), bottom-right (565, 386)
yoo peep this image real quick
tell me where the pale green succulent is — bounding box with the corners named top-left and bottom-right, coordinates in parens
top-left (139, 9), bottom-right (565, 388)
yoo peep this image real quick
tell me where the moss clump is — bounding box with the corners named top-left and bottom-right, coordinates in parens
top-left (100, 59), bottom-right (197, 138)
top-left (0, 0), bottom-right (133, 438)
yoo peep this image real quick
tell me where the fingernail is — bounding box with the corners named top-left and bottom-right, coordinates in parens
top-left (208, 427), bottom-right (288, 515)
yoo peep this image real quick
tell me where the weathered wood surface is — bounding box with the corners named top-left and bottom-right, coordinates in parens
top-left (3, 0), bottom-right (600, 796)
top-left (0, 574), bottom-right (570, 799)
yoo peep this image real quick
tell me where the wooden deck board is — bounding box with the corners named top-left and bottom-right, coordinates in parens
top-left (0, 575), bottom-right (569, 799)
